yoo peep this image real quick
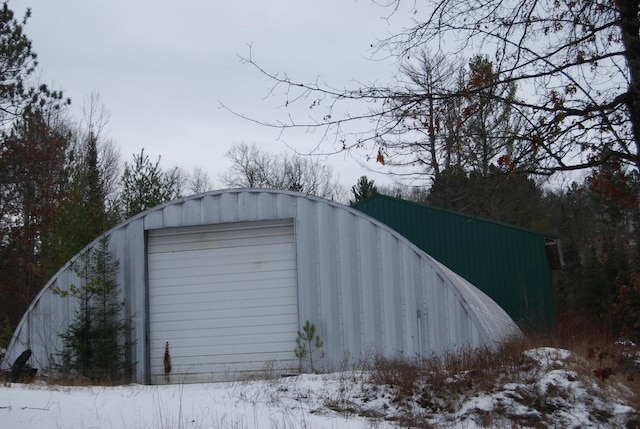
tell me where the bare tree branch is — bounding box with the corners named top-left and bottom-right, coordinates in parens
top-left (226, 0), bottom-right (640, 179)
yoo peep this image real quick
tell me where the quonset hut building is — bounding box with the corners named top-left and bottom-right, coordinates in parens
top-left (4, 189), bottom-right (520, 384)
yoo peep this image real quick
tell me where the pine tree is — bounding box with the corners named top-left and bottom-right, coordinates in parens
top-left (294, 321), bottom-right (324, 373)
top-left (350, 176), bottom-right (378, 204)
top-left (55, 236), bottom-right (132, 381)
top-left (120, 148), bottom-right (180, 219)
top-left (0, 108), bottom-right (71, 327)
top-left (41, 130), bottom-right (110, 280)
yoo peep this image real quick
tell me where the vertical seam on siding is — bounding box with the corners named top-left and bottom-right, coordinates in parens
top-left (376, 225), bottom-right (385, 351)
top-left (356, 218), bottom-right (365, 348)
top-left (398, 240), bottom-right (406, 353)
top-left (143, 229), bottom-right (152, 385)
top-left (335, 209), bottom-right (344, 357)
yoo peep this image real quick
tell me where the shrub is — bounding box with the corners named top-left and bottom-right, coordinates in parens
top-left (295, 321), bottom-right (324, 373)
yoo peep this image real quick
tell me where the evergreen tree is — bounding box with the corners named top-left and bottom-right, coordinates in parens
top-left (55, 236), bottom-right (132, 381)
top-left (119, 148), bottom-right (180, 219)
top-left (0, 2), bottom-right (69, 332)
top-left (0, 4), bottom-right (67, 127)
top-left (41, 130), bottom-right (111, 280)
top-left (427, 166), bottom-right (549, 230)
top-left (294, 321), bottom-right (324, 373)
top-left (426, 167), bottom-right (474, 212)
top-left (0, 108), bottom-right (71, 326)
top-left (350, 176), bottom-right (378, 204)
top-left (553, 162), bottom-right (640, 337)
top-left (83, 131), bottom-right (107, 229)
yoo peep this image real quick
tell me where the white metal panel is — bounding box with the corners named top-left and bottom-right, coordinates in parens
top-left (147, 219), bottom-right (298, 383)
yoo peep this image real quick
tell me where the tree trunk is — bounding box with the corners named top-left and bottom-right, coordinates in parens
top-left (619, 0), bottom-right (640, 170)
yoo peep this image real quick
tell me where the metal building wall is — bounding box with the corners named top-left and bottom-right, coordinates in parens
top-left (352, 194), bottom-right (558, 329)
top-left (5, 189), bottom-right (520, 383)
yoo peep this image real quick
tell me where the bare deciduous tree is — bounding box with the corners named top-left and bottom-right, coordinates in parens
top-left (79, 93), bottom-right (121, 203)
top-left (186, 165), bottom-right (213, 195)
top-left (220, 142), bottom-right (347, 202)
top-left (225, 0), bottom-right (640, 176)
top-left (375, 52), bottom-right (526, 181)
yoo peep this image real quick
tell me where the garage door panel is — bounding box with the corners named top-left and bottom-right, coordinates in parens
top-left (149, 259), bottom-right (296, 282)
top-left (148, 246), bottom-right (295, 274)
top-left (148, 220), bottom-right (299, 384)
top-left (150, 277), bottom-right (297, 295)
top-left (149, 257), bottom-right (295, 277)
top-left (152, 343), bottom-right (297, 364)
top-left (148, 226), bottom-right (294, 253)
top-left (150, 301), bottom-right (299, 322)
top-left (149, 272), bottom-right (296, 293)
top-left (154, 345), bottom-right (296, 367)
top-left (150, 223), bottom-right (293, 241)
top-left (149, 244), bottom-right (294, 270)
top-left (151, 295), bottom-right (298, 315)
top-left (153, 333), bottom-right (297, 357)
top-left (150, 309), bottom-right (299, 331)
top-left (151, 275), bottom-right (296, 293)
top-left (149, 234), bottom-right (295, 254)
top-left (153, 347), bottom-right (296, 364)
top-left (150, 285), bottom-right (297, 307)
top-left (148, 240), bottom-right (295, 264)
top-left (149, 269), bottom-right (296, 289)
top-left (150, 321), bottom-right (299, 341)
top-left (152, 329), bottom-right (299, 350)
top-left (150, 330), bottom-right (297, 350)
top-left (161, 346), bottom-right (297, 367)
top-left (150, 313), bottom-right (299, 336)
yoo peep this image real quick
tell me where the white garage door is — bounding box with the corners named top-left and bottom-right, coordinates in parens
top-left (147, 219), bottom-right (298, 384)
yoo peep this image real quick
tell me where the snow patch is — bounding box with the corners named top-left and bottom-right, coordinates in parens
top-left (2, 348), bottom-right (640, 428)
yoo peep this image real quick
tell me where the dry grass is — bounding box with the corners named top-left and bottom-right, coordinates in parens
top-left (368, 335), bottom-right (533, 402)
top-left (359, 328), bottom-right (640, 427)
top-left (43, 373), bottom-right (123, 386)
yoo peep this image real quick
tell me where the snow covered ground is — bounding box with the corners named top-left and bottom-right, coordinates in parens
top-left (1, 347), bottom-right (639, 428)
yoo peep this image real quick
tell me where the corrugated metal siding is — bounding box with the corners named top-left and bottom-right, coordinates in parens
top-left (6, 189), bottom-right (520, 383)
top-left (352, 195), bottom-right (556, 329)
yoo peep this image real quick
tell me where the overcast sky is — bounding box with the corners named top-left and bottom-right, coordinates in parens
top-left (12, 0), bottom-right (411, 191)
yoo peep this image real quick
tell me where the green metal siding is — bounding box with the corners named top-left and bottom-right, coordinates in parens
top-left (352, 195), bottom-right (556, 329)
